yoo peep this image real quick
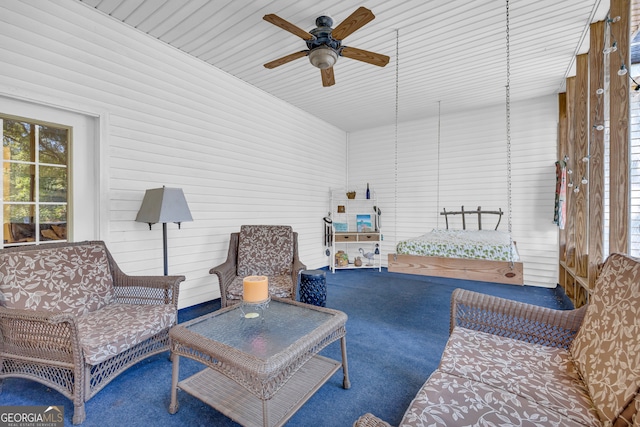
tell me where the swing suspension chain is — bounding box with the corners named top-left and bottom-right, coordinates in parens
top-left (506, 0), bottom-right (514, 266)
top-left (394, 29), bottom-right (399, 247)
top-left (436, 100), bottom-right (441, 226)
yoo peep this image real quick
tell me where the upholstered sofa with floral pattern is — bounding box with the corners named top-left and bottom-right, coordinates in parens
top-left (210, 225), bottom-right (306, 307)
top-left (0, 241), bottom-right (184, 424)
top-left (354, 253), bottom-right (640, 427)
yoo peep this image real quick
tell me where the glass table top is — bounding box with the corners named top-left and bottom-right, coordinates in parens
top-left (184, 299), bottom-right (335, 360)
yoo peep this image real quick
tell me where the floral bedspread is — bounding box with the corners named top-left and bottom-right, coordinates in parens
top-left (396, 229), bottom-right (519, 261)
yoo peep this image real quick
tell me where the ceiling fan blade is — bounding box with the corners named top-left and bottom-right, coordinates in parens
top-left (321, 67), bottom-right (335, 87)
top-left (264, 50), bottom-right (308, 69)
top-left (263, 14), bottom-right (314, 40)
top-left (341, 46), bottom-right (389, 67)
top-left (331, 7), bottom-right (375, 40)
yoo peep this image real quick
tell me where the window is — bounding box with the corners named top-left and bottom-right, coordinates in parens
top-left (2, 115), bottom-right (69, 245)
top-left (631, 85), bottom-right (640, 257)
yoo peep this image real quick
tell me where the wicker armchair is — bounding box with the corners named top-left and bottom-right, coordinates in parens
top-left (0, 241), bottom-right (184, 424)
top-left (210, 225), bottom-right (306, 307)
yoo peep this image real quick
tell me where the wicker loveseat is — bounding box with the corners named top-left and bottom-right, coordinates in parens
top-left (355, 253), bottom-right (640, 426)
top-left (0, 241), bottom-right (184, 424)
top-left (210, 225), bottom-right (306, 307)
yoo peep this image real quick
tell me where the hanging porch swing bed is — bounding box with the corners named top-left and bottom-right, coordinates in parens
top-left (385, 0), bottom-right (522, 286)
top-left (388, 207), bottom-right (524, 285)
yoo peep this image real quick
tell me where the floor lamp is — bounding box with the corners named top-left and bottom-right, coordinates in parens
top-left (135, 186), bottom-right (193, 275)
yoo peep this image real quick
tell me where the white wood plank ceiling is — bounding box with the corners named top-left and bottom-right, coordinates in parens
top-left (76, 0), bottom-right (609, 132)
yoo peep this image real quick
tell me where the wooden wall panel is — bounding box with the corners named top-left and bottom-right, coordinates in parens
top-left (565, 77), bottom-right (577, 269)
top-left (588, 20), bottom-right (606, 289)
top-left (610, 0), bottom-right (630, 254)
top-left (558, 93), bottom-right (567, 264)
top-left (574, 54), bottom-right (589, 277)
top-left (559, 2), bottom-right (632, 307)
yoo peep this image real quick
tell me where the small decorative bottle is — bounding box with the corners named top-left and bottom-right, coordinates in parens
top-left (366, 183), bottom-right (370, 199)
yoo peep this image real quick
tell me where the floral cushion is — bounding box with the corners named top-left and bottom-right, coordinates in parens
top-left (400, 370), bottom-right (589, 427)
top-left (77, 303), bottom-right (176, 364)
top-left (438, 327), bottom-right (600, 426)
top-left (570, 253), bottom-right (640, 424)
top-left (237, 225), bottom-right (294, 277)
top-left (0, 244), bottom-right (114, 316)
top-left (226, 274), bottom-right (294, 302)
top-left (396, 229), bottom-right (519, 261)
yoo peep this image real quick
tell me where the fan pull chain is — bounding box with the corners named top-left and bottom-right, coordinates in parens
top-left (505, 0), bottom-right (514, 267)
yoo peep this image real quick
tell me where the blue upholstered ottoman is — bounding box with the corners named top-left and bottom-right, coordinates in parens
top-left (299, 270), bottom-right (327, 307)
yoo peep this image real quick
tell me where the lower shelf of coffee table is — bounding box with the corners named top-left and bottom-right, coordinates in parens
top-left (177, 354), bottom-right (342, 427)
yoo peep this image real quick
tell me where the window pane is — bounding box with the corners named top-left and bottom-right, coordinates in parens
top-left (4, 203), bottom-right (34, 223)
top-left (3, 162), bottom-right (35, 202)
top-left (40, 205), bottom-right (66, 241)
top-left (40, 205), bottom-right (66, 223)
top-left (39, 125), bottom-right (67, 165)
top-left (2, 119), bottom-right (33, 162)
top-left (3, 204), bottom-right (36, 244)
top-left (39, 165), bottom-right (67, 202)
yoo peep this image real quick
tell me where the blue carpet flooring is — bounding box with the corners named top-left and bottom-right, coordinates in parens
top-left (1, 268), bottom-right (572, 426)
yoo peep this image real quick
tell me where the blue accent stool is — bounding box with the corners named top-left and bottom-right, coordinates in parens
top-left (299, 270), bottom-right (327, 307)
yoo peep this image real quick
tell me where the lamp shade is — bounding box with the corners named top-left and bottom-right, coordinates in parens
top-left (135, 187), bottom-right (193, 225)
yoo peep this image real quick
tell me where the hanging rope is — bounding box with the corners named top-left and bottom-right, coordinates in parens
top-left (505, 0), bottom-right (514, 267)
top-left (394, 29), bottom-right (399, 250)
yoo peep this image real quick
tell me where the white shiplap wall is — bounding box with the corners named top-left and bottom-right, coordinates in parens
top-left (348, 96), bottom-right (560, 288)
top-left (1, 0), bottom-right (562, 305)
top-left (0, 0), bottom-right (347, 308)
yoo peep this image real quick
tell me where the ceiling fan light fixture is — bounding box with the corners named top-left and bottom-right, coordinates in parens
top-left (263, 8), bottom-right (385, 86)
top-left (309, 46), bottom-right (338, 69)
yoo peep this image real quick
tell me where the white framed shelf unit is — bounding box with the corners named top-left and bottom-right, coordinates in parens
top-left (329, 189), bottom-right (382, 272)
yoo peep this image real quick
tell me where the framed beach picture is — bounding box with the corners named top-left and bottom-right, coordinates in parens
top-left (356, 214), bottom-right (373, 232)
top-left (334, 222), bottom-right (348, 232)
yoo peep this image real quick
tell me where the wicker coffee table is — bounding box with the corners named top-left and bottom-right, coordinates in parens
top-left (168, 297), bottom-right (350, 427)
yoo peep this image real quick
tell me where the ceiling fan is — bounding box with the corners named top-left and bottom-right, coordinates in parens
top-left (263, 7), bottom-right (390, 87)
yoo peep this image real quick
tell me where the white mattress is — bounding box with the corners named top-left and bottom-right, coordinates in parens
top-left (396, 229), bottom-right (519, 262)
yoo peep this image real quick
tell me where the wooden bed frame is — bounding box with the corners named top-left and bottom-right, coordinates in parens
top-left (388, 206), bottom-right (524, 285)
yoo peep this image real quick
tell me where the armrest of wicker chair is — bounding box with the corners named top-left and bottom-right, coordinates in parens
top-left (210, 232), bottom-right (240, 307)
top-left (290, 231), bottom-right (307, 300)
top-left (450, 288), bottom-right (587, 349)
top-left (101, 240), bottom-right (184, 306)
top-left (290, 258), bottom-right (306, 301)
top-left (0, 307), bottom-right (82, 366)
top-left (111, 274), bottom-right (184, 306)
top-left (352, 413), bottom-right (394, 427)
top-left (210, 258), bottom-right (238, 286)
